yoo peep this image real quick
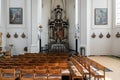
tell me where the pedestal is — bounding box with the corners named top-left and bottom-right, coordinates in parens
top-left (39, 38), bottom-right (41, 53)
top-left (75, 39), bottom-right (78, 55)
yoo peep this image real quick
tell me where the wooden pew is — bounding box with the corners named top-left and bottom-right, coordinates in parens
top-left (72, 54), bottom-right (105, 80)
top-left (84, 57), bottom-right (105, 80)
top-left (34, 69), bottom-right (47, 80)
top-left (72, 55), bottom-right (90, 80)
top-left (20, 69), bottom-right (34, 80)
top-left (70, 57), bottom-right (84, 80)
top-left (1, 69), bottom-right (16, 80)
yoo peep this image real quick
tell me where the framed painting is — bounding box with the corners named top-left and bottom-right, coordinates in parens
top-left (9, 8), bottom-right (23, 24)
top-left (95, 8), bottom-right (108, 25)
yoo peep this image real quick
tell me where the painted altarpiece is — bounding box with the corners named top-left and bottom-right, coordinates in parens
top-left (48, 5), bottom-right (69, 52)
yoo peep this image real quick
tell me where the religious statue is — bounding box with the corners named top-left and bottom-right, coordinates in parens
top-left (56, 12), bottom-right (62, 19)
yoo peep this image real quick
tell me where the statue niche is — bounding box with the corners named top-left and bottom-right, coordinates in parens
top-left (48, 5), bottom-right (69, 52)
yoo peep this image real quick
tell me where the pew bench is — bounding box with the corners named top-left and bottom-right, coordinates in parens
top-left (69, 57), bottom-right (84, 80)
top-left (72, 55), bottom-right (90, 80)
top-left (85, 57), bottom-right (105, 80)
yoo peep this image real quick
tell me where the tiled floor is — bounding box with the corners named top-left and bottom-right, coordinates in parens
top-left (89, 56), bottom-right (120, 80)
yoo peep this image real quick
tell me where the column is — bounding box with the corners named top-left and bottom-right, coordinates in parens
top-left (37, 0), bottom-right (42, 24)
top-left (26, 0), bottom-right (32, 52)
top-left (31, 0), bottom-right (39, 53)
top-left (37, 0), bottom-right (42, 52)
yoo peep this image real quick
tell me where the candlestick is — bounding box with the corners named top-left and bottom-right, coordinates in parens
top-left (38, 25), bottom-right (42, 53)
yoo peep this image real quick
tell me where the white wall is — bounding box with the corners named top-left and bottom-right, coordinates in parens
top-left (25, 0), bottom-right (32, 53)
top-left (1, 0), bottom-right (117, 56)
top-left (80, 0), bottom-right (119, 56)
top-left (30, 0), bottom-right (38, 52)
top-left (112, 28), bottom-right (120, 56)
top-left (111, 0), bottom-right (120, 56)
top-left (5, 0), bottom-right (28, 55)
top-left (89, 0), bottom-right (112, 55)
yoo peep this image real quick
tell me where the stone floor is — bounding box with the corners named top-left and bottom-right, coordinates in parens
top-left (89, 56), bottom-right (120, 80)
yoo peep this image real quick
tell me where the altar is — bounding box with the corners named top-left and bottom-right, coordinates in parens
top-left (50, 44), bottom-right (67, 52)
top-left (48, 5), bottom-right (69, 52)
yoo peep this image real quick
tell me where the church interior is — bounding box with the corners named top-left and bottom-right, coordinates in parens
top-left (0, 0), bottom-right (120, 80)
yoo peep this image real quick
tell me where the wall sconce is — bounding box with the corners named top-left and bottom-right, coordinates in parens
top-left (6, 33), bottom-right (11, 38)
top-left (91, 33), bottom-right (96, 38)
top-left (116, 32), bottom-right (120, 38)
top-left (106, 32), bottom-right (111, 38)
top-left (21, 33), bottom-right (26, 38)
top-left (99, 33), bottom-right (103, 38)
top-left (14, 33), bottom-right (18, 38)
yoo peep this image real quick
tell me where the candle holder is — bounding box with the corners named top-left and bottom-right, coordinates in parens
top-left (75, 25), bottom-right (79, 55)
top-left (38, 25), bottom-right (43, 53)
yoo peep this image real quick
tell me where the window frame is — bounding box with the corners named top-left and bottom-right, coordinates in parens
top-left (0, 0), bottom-right (1, 26)
top-left (115, 0), bottom-right (120, 27)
